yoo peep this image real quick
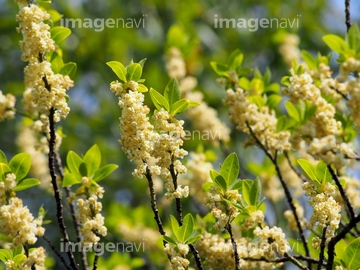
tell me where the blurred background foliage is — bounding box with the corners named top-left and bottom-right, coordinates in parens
top-left (0, 0), bottom-right (359, 269)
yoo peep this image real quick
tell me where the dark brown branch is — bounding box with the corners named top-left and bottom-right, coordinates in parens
top-left (55, 151), bottom-right (88, 270)
top-left (317, 226), bottom-right (327, 270)
top-left (327, 214), bottom-right (360, 269)
top-left (246, 123), bottom-right (310, 265)
top-left (42, 235), bottom-right (72, 270)
top-left (345, 0), bottom-right (351, 32)
top-left (328, 165), bottom-right (356, 220)
top-left (48, 107), bottom-right (78, 270)
top-left (226, 222), bottom-right (240, 270)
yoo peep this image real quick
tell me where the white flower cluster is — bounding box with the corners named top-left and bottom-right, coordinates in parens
top-left (5, 247), bottom-right (46, 270)
top-left (167, 47), bottom-right (230, 146)
top-left (285, 70), bottom-right (354, 169)
top-left (0, 197), bottom-right (45, 247)
top-left (224, 88), bottom-right (291, 154)
top-left (346, 78), bottom-right (360, 129)
top-left (111, 82), bottom-right (189, 198)
top-left (338, 57), bottom-right (360, 82)
top-left (75, 177), bottom-right (107, 248)
top-left (0, 90), bottom-right (16, 121)
top-left (279, 34), bottom-right (301, 67)
top-left (302, 182), bottom-right (341, 246)
top-left (284, 203), bottom-right (306, 231)
top-left (164, 243), bottom-right (190, 270)
top-left (16, 2), bottom-right (73, 126)
top-left (253, 226), bottom-right (290, 258)
top-left (241, 210), bottom-right (264, 231)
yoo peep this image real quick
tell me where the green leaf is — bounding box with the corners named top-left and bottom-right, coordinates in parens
top-left (240, 180), bottom-right (253, 206)
top-left (126, 63), bottom-right (142, 82)
top-left (48, 10), bottom-right (62, 22)
top-left (66, 151), bottom-right (83, 179)
top-left (83, 144), bottom-right (101, 177)
top-left (335, 239), bottom-right (348, 264)
top-left (229, 180), bottom-right (242, 190)
top-left (0, 163), bottom-right (11, 180)
top-left (163, 235), bottom-right (178, 245)
top-left (347, 23), bottom-right (360, 53)
top-left (164, 78), bottom-right (181, 107)
top-left (178, 214), bottom-right (194, 243)
top-left (297, 159), bottom-right (317, 182)
top-left (285, 101), bottom-right (301, 122)
top-left (203, 182), bottom-right (215, 192)
top-left (0, 150), bottom-right (7, 163)
top-left (13, 178), bottom-right (40, 191)
top-left (93, 164), bottom-right (118, 182)
top-left (50, 52), bottom-right (64, 73)
top-left (315, 161), bottom-right (332, 185)
top-left (170, 215), bottom-right (181, 242)
top-left (60, 62), bottom-right (77, 78)
top-left (248, 95), bottom-right (265, 108)
top-left (301, 50), bottom-right (317, 70)
top-left (322, 35), bottom-right (348, 54)
top-left (210, 61), bottom-right (229, 77)
top-left (0, 249), bottom-right (12, 262)
top-left (106, 61), bottom-right (127, 83)
top-left (137, 84), bottom-right (148, 92)
top-left (281, 76), bottom-right (291, 86)
top-left (214, 174), bottom-right (227, 192)
top-left (50, 26), bottom-right (71, 44)
top-left (209, 169), bottom-right (220, 182)
top-left (344, 237), bottom-right (360, 270)
top-left (9, 153), bottom-right (31, 182)
top-left (188, 101), bottom-right (200, 107)
top-left (62, 173), bottom-right (81, 187)
top-left (276, 115), bottom-right (287, 132)
top-left (13, 254), bottom-right (26, 265)
top-left (138, 58), bottom-right (147, 68)
top-left (266, 95), bottom-right (282, 109)
top-left (170, 99), bottom-right (189, 116)
top-left (149, 88), bottom-right (170, 111)
top-left (184, 235), bottom-right (202, 245)
top-left (249, 177), bottom-right (261, 205)
top-left (228, 49), bottom-right (243, 70)
top-left (12, 246), bottom-right (23, 257)
top-left (79, 162), bottom-right (88, 177)
top-left (220, 153), bottom-right (239, 187)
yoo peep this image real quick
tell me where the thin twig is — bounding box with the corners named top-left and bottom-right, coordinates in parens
top-left (48, 107), bottom-right (78, 270)
top-left (246, 123), bottom-right (310, 266)
top-left (345, 0), bottom-right (351, 32)
top-left (284, 253), bottom-right (309, 270)
top-left (317, 226), bottom-right (327, 270)
top-left (284, 151), bottom-right (306, 182)
top-left (55, 151), bottom-right (88, 270)
top-left (327, 214), bottom-right (360, 269)
top-left (42, 235), bottom-right (72, 270)
top-left (226, 222), bottom-right (240, 270)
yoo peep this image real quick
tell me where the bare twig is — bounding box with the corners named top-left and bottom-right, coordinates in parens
top-left (42, 235), bottom-right (72, 270)
top-left (317, 226), bottom-right (327, 270)
top-left (345, 0), bottom-right (351, 32)
top-left (226, 222), bottom-right (240, 270)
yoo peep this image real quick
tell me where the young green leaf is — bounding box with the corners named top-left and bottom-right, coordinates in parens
top-left (93, 164), bottom-right (118, 182)
top-left (62, 173), bottom-right (81, 187)
top-left (179, 214), bottom-right (194, 243)
top-left (170, 99), bottom-right (189, 116)
top-left (301, 50), bottom-right (317, 70)
top-left (297, 159), bottom-right (317, 182)
top-left (137, 84), bottom-right (148, 93)
top-left (164, 78), bottom-right (181, 106)
top-left (240, 180), bottom-right (252, 206)
top-left (126, 63), bottom-right (142, 82)
top-left (228, 49), bottom-right (244, 70)
top-left (138, 58), bottom-right (147, 68)
top-left (66, 151), bottom-right (83, 179)
top-left (83, 144), bottom-right (101, 177)
top-left (0, 163), bottom-right (11, 180)
top-left (163, 235), bottom-right (178, 245)
top-left (315, 161), bottom-right (332, 185)
top-left (12, 254), bottom-right (27, 265)
top-left (60, 62), bottom-right (77, 78)
top-left (209, 169), bottom-right (220, 182)
top-left (203, 182), bottom-right (216, 192)
top-left (0, 150), bottom-right (7, 163)
top-left (13, 178), bottom-right (40, 191)
top-left (220, 152), bottom-right (239, 187)
top-left (210, 61), bottom-right (229, 77)
top-left (0, 249), bottom-right (12, 262)
top-left (322, 35), bottom-right (348, 54)
top-left (249, 177), bottom-right (261, 205)
top-left (276, 115), bottom-right (288, 132)
top-left (214, 174), bottom-right (227, 193)
top-left (149, 88), bottom-right (170, 111)
top-left (50, 26), bottom-right (71, 44)
top-left (106, 61), bottom-right (127, 83)
top-left (170, 215), bottom-right (181, 242)
top-left (50, 52), bottom-right (64, 73)
top-left (9, 153), bottom-right (31, 182)
top-left (344, 237), bottom-right (360, 270)
top-left (285, 101), bottom-right (301, 122)
top-left (184, 235), bottom-right (202, 245)
top-left (347, 23), bottom-right (360, 52)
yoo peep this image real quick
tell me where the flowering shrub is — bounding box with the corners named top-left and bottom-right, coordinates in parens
top-left (1, 0), bottom-right (360, 269)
